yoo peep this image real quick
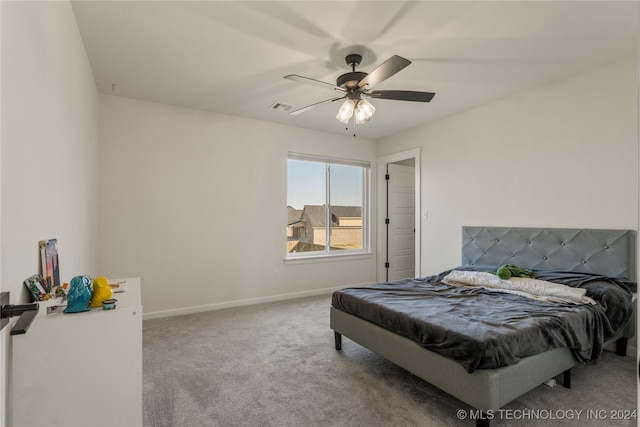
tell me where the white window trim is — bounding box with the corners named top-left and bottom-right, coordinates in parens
top-left (286, 153), bottom-right (371, 261)
top-left (288, 152), bottom-right (370, 168)
top-left (284, 251), bottom-right (373, 265)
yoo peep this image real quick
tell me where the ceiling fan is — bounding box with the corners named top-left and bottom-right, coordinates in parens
top-left (284, 53), bottom-right (435, 125)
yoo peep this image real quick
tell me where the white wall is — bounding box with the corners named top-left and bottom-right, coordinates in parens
top-left (98, 95), bottom-right (378, 317)
top-left (0, 1), bottom-right (98, 425)
top-left (0, 2), bottom-right (635, 424)
top-left (378, 56), bottom-right (639, 276)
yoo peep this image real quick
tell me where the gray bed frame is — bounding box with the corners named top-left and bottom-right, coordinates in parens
top-left (330, 226), bottom-right (636, 426)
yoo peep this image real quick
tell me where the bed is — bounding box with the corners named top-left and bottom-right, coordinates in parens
top-left (330, 226), bottom-right (636, 426)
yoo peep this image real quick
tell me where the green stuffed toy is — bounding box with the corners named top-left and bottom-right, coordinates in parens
top-left (496, 264), bottom-right (534, 280)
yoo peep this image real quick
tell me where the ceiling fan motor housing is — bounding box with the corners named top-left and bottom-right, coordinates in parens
top-left (337, 71), bottom-right (367, 89)
top-left (337, 53), bottom-right (367, 89)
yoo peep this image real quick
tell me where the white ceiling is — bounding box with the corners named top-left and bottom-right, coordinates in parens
top-left (71, 1), bottom-right (639, 140)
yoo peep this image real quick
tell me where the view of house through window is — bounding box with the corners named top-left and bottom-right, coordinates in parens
top-left (287, 154), bottom-right (368, 256)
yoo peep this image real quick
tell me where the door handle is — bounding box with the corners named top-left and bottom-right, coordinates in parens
top-left (0, 294), bottom-right (40, 335)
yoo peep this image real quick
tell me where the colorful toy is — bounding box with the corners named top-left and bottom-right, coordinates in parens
top-left (64, 276), bottom-right (92, 313)
top-left (496, 264), bottom-right (534, 280)
top-left (89, 276), bottom-right (114, 308)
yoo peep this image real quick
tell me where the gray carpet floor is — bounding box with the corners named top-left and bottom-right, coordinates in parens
top-left (143, 294), bottom-right (637, 426)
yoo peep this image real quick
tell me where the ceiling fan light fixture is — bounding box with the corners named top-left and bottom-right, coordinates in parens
top-left (354, 110), bottom-right (369, 125)
top-left (354, 99), bottom-right (375, 124)
top-left (336, 99), bottom-right (356, 123)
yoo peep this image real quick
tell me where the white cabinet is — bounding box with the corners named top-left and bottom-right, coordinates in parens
top-left (11, 278), bottom-right (142, 427)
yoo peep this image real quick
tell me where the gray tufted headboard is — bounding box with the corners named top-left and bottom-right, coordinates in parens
top-left (462, 226), bottom-right (636, 280)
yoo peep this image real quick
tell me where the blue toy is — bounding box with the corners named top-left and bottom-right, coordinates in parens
top-left (64, 275), bottom-right (92, 313)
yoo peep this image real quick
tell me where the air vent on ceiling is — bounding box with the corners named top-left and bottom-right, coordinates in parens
top-left (270, 102), bottom-right (294, 113)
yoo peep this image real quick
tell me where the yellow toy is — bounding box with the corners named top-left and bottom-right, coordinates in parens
top-left (89, 276), bottom-right (114, 308)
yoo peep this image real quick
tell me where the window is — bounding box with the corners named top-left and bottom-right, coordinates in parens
top-left (287, 153), bottom-right (370, 258)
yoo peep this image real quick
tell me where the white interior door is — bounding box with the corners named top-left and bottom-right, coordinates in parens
top-left (387, 163), bottom-right (415, 281)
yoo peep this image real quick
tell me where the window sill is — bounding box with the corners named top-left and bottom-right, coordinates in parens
top-left (284, 251), bottom-right (373, 265)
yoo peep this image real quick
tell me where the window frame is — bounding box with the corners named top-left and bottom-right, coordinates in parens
top-left (286, 152), bottom-right (371, 262)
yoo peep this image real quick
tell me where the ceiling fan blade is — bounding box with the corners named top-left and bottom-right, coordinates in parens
top-left (357, 55), bottom-right (411, 89)
top-left (284, 74), bottom-right (346, 92)
top-left (368, 90), bottom-right (435, 102)
top-left (289, 96), bottom-right (346, 116)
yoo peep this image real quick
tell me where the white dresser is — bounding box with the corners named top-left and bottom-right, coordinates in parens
top-left (11, 277), bottom-right (142, 427)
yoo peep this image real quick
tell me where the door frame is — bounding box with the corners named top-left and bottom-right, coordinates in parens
top-left (376, 147), bottom-right (421, 282)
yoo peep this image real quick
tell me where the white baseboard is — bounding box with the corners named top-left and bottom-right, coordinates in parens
top-left (628, 344), bottom-right (637, 359)
top-left (605, 340), bottom-right (637, 359)
top-left (142, 284), bottom-right (369, 321)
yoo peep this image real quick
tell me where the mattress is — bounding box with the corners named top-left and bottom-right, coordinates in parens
top-left (331, 265), bottom-right (634, 373)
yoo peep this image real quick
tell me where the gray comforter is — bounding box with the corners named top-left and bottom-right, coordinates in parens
top-left (331, 266), bottom-right (634, 373)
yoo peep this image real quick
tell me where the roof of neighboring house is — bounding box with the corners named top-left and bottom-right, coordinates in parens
top-left (287, 241), bottom-right (326, 253)
top-left (300, 205), bottom-right (362, 228)
top-left (287, 206), bottom-right (303, 226)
